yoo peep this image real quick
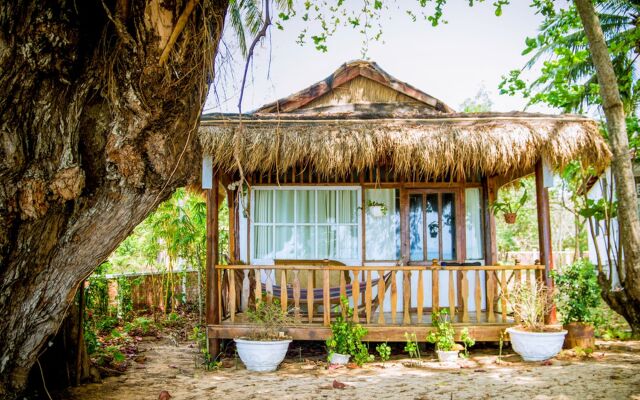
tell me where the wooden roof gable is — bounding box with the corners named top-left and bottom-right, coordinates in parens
top-left (254, 60), bottom-right (455, 114)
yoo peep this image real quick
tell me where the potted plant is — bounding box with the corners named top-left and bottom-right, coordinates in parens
top-left (367, 200), bottom-right (388, 217)
top-left (506, 282), bottom-right (567, 361)
top-left (552, 260), bottom-right (600, 349)
top-left (326, 297), bottom-right (373, 366)
top-left (428, 221), bottom-right (439, 238)
top-left (426, 309), bottom-right (475, 362)
top-left (490, 181), bottom-right (528, 224)
top-left (234, 300), bottom-right (292, 372)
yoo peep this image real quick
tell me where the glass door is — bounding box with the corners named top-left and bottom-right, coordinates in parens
top-left (408, 191), bottom-right (457, 262)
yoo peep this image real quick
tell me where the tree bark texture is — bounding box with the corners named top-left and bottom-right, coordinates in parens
top-left (0, 0), bottom-right (228, 396)
top-left (575, 0), bottom-right (640, 334)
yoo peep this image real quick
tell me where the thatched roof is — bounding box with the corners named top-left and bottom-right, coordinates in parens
top-left (200, 61), bottom-right (610, 181)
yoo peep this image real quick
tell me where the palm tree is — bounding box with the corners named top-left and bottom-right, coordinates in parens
top-left (522, 0), bottom-right (640, 113)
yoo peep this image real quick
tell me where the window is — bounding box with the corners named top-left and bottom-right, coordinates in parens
top-left (465, 188), bottom-right (484, 260)
top-left (365, 189), bottom-right (400, 260)
top-left (252, 188), bottom-right (360, 262)
top-left (409, 192), bottom-right (457, 261)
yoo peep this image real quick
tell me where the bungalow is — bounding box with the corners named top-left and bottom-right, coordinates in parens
top-left (198, 60), bottom-right (610, 353)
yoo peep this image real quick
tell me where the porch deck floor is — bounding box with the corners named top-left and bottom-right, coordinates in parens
top-left (210, 310), bottom-right (513, 342)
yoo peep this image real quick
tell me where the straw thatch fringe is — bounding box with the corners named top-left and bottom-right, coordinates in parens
top-left (199, 117), bottom-right (610, 181)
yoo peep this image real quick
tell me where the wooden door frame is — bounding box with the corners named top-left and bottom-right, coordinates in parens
top-left (402, 187), bottom-right (466, 265)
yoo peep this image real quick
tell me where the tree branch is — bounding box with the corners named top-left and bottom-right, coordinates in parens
top-left (159, 0), bottom-right (200, 67)
top-left (238, 0), bottom-right (271, 114)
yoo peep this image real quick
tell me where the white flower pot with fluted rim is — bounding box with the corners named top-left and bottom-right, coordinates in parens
top-left (436, 350), bottom-right (459, 363)
top-left (506, 327), bottom-right (567, 361)
top-left (368, 205), bottom-right (385, 218)
top-left (328, 352), bottom-right (351, 365)
top-left (234, 338), bottom-right (292, 372)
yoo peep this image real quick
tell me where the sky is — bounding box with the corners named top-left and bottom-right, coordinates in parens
top-left (204, 1), bottom-right (556, 115)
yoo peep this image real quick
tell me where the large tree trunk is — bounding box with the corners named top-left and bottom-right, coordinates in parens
top-left (575, 0), bottom-right (640, 334)
top-left (0, 0), bottom-right (228, 396)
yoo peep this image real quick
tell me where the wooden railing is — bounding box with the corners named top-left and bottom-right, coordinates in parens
top-left (214, 263), bottom-right (545, 326)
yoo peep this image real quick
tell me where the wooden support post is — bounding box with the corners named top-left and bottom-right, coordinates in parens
top-left (482, 176), bottom-right (498, 317)
top-left (227, 187), bottom-right (239, 262)
top-left (206, 174), bottom-right (220, 356)
top-left (482, 176), bottom-right (498, 265)
top-left (535, 160), bottom-right (557, 324)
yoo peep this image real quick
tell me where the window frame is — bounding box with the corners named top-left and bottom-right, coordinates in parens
top-left (406, 188), bottom-right (465, 263)
top-left (250, 186), bottom-right (362, 264)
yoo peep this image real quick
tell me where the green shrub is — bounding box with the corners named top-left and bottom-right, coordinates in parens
top-left (552, 259), bottom-right (601, 324)
top-left (326, 297), bottom-right (373, 366)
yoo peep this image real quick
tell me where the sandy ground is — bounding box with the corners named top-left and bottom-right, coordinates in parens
top-left (64, 339), bottom-right (640, 400)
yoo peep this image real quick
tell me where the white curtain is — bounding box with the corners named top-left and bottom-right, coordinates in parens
top-left (253, 190), bottom-right (273, 259)
top-left (253, 188), bottom-right (358, 262)
top-left (465, 188), bottom-right (483, 260)
top-left (275, 190), bottom-right (294, 223)
top-left (366, 189), bottom-right (399, 260)
top-left (296, 190), bottom-right (315, 258)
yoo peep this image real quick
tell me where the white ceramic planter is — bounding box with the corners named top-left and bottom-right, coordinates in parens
top-left (329, 352), bottom-right (351, 365)
top-left (506, 327), bottom-right (567, 361)
top-left (369, 206), bottom-right (384, 218)
top-left (234, 338), bottom-right (292, 372)
top-left (436, 350), bottom-right (459, 363)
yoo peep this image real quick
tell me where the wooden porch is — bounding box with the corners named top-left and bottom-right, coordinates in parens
top-left (207, 262), bottom-right (545, 342)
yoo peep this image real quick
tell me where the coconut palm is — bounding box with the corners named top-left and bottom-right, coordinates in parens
top-left (518, 0), bottom-right (640, 113)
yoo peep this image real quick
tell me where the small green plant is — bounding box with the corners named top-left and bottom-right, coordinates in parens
top-left (190, 325), bottom-right (222, 370)
top-left (96, 315), bottom-right (119, 335)
top-left (95, 345), bottom-right (126, 366)
top-left (552, 260), bottom-right (600, 324)
top-left (125, 316), bottom-right (156, 336)
top-left (366, 200), bottom-right (388, 216)
top-left (163, 311), bottom-right (183, 327)
top-left (573, 346), bottom-right (594, 358)
top-left (246, 300), bottom-right (292, 340)
top-left (376, 342), bottom-right (391, 365)
top-left (326, 297), bottom-right (373, 366)
top-left (403, 332), bottom-right (421, 359)
top-left (426, 310), bottom-right (475, 356)
top-left (426, 309), bottom-right (457, 351)
top-left (459, 328), bottom-right (475, 358)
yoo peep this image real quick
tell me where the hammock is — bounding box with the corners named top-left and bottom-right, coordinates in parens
top-left (262, 271), bottom-right (392, 302)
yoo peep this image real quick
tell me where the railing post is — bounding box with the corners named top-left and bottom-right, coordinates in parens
top-left (431, 259), bottom-right (439, 315)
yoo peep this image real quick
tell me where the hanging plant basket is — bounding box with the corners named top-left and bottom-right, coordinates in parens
top-left (366, 200), bottom-right (388, 217)
top-left (369, 205), bottom-right (385, 218)
top-left (503, 213), bottom-right (517, 224)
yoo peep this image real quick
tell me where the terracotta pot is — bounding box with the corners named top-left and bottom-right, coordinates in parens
top-left (503, 213), bottom-right (517, 224)
top-left (563, 322), bottom-right (595, 349)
